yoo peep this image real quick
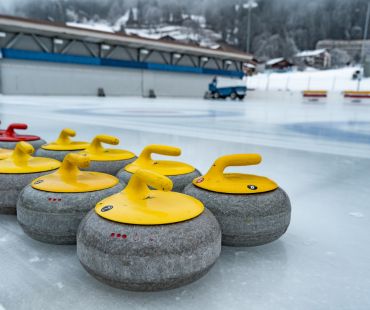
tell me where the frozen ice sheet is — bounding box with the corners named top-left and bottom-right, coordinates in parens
top-left (0, 92), bottom-right (370, 310)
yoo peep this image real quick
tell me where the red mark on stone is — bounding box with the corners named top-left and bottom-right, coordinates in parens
top-left (111, 233), bottom-right (115, 237)
top-left (117, 234), bottom-right (121, 238)
top-left (122, 234), bottom-right (127, 239)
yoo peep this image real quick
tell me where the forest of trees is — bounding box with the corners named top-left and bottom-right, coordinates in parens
top-left (1, 0), bottom-right (369, 61)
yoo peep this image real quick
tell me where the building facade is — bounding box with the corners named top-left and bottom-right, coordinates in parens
top-left (0, 15), bottom-right (251, 97)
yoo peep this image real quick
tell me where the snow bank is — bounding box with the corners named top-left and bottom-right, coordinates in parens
top-left (247, 67), bottom-right (369, 91)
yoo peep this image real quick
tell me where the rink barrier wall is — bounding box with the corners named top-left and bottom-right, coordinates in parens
top-left (0, 48), bottom-right (243, 79)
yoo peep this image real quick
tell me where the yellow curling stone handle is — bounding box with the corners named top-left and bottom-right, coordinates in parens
top-left (96, 168), bottom-right (204, 225)
top-left (58, 153), bottom-right (90, 182)
top-left (125, 168), bottom-right (173, 199)
top-left (207, 154), bottom-right (262, 178)
top-left (193, 154), bottom-right (278, 194)
top-left (125, 144), bottom-right (194, 175)
top-left (79, 134), bottom-right (135, 161)
top-left (55, 128), bottom-right (76, 145)
top-left (42, 128), bottom-right (90, 151)
top-left (86, 135), bottom-right (119, 154)
top-left (138, 144), bottom-right (181, 162)
top-left (11, 141), bottom-right (34, 165)
top-left (31, 153), bottom-right (118, 192)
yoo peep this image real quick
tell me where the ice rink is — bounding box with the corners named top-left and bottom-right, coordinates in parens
top-left (1, 91), bottom-right (370, 310)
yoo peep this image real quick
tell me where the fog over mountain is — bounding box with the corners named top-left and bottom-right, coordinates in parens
top-left (0, 0), bottom-right (368, 61)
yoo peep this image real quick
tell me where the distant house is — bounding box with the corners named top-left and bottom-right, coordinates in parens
top-left (243, 62), bottom-right (256, 75)
top-left (160, 35), bottom-right (177, 42)
top-left (244, 57), bottom-right (265, 74)
top-left (265, 57), bottom-right (293, 71)
top-left (294, 49), bottom-right (331, 69)
top-left (316, 40), bottom-right (365, 62)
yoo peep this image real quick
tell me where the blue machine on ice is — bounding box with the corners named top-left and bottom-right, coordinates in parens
top-left (205, 77), bottom-right (247, 100)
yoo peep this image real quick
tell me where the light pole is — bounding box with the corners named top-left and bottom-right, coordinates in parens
top-left (243, 0), bottom-right (258, 53)
top-left (360, 2), bottom-right (370, 65)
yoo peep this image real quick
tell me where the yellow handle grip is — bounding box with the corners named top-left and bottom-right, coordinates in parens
top-left (136, 169), bottom-right (173, 191)
top-left (214, 154), bottom-right (261, 169)
top-left (11, 142), bottom-right (34, 165)
top-left (15, 141), bottom-right (34, 155)
top-left (59, 154), bottom-right (90, 181)
top-left (205, 154), bottom-right (262, 178)
top-left (64, 153), bottom-right (90, 169)
top-left (87, 135), bottom-right (120, 154)
top-left (125, 169), bottom-right (173, 198)
top-left (139, 144), bottom-right (181, 161)
top-left (56, 128), bottom-right (76, 145)
top-left (93, 135), bottom-right (119, 146)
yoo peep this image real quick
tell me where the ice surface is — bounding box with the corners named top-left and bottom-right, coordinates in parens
top-left (0, 92), bottom-right (370, 310)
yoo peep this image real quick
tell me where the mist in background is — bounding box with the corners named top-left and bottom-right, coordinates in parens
top-left (0, 0), bottom-right (368, 62)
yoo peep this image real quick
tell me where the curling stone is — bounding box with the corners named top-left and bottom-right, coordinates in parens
top-left (17, 153), bottom-right (125, 245)
top-left (184, 154), bottom-right (291, 247)
top-left (0, 142), bottom-right (61, 214)
top-left (0, 148), bottom-right (12, 160)
top-left (0, 123), bottom-right (46, 150)
top-left (77, 135), bottom-right (136, 175)
top-left (117, 144), bottom-right (201, 192)
top-left (77, 169), bottom-right (221, 291)
top-left (35, 128), bottom-right (89, 161)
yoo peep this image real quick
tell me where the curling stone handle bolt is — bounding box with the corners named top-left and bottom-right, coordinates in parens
top-left (139, 145), bottom-right (181, 162)
top-left (125, 169), bottom-right (173, 199)
top-left (5, 123), bottom-right (28, 136)
top-left (56, 128), bottom-right (76, 144)
top-left (11, 141), bottom-right (34, 165)
top-left (206, 154), bottom-right (262, 177)
top-left (87, 135), bottom-right (120, 154)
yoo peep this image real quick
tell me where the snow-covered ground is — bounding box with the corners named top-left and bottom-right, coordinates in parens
top-left (1, 93), bottom-right (370, 309)
top-left (247, 67), bottom-right (370, 92)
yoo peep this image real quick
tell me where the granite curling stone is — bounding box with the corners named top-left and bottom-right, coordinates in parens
top-left (184, 154), bottom-right (291, 247)
top-left (0, 123), bottom-right (46, 150)
top-left (35, 128), bottom-right (89, 161)
top-left (17, 153), bottom-right (125, 244)
top-left (117, 144), bottom-right (201, 192)
top-left (78, 134), bottom-right (136, 175)
top-left (0, 142), bottom-right (61, 214)
top-left (77, 169), bottom-right (221, 291)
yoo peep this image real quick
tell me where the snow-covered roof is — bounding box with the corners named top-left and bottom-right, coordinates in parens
top-left (266, 57), bottom-right (285, 66)
top-left (244, 63), bottom-right (256, 68)
top-left (0, 15), bottom-right (252, 61)
top-left (66, 22), bottom-right (114, 33)
top-left (296, 49), bottom-right (327, 57)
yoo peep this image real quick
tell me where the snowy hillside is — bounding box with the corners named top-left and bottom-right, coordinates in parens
top-left (66, 13), bottom-right (222, 49)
